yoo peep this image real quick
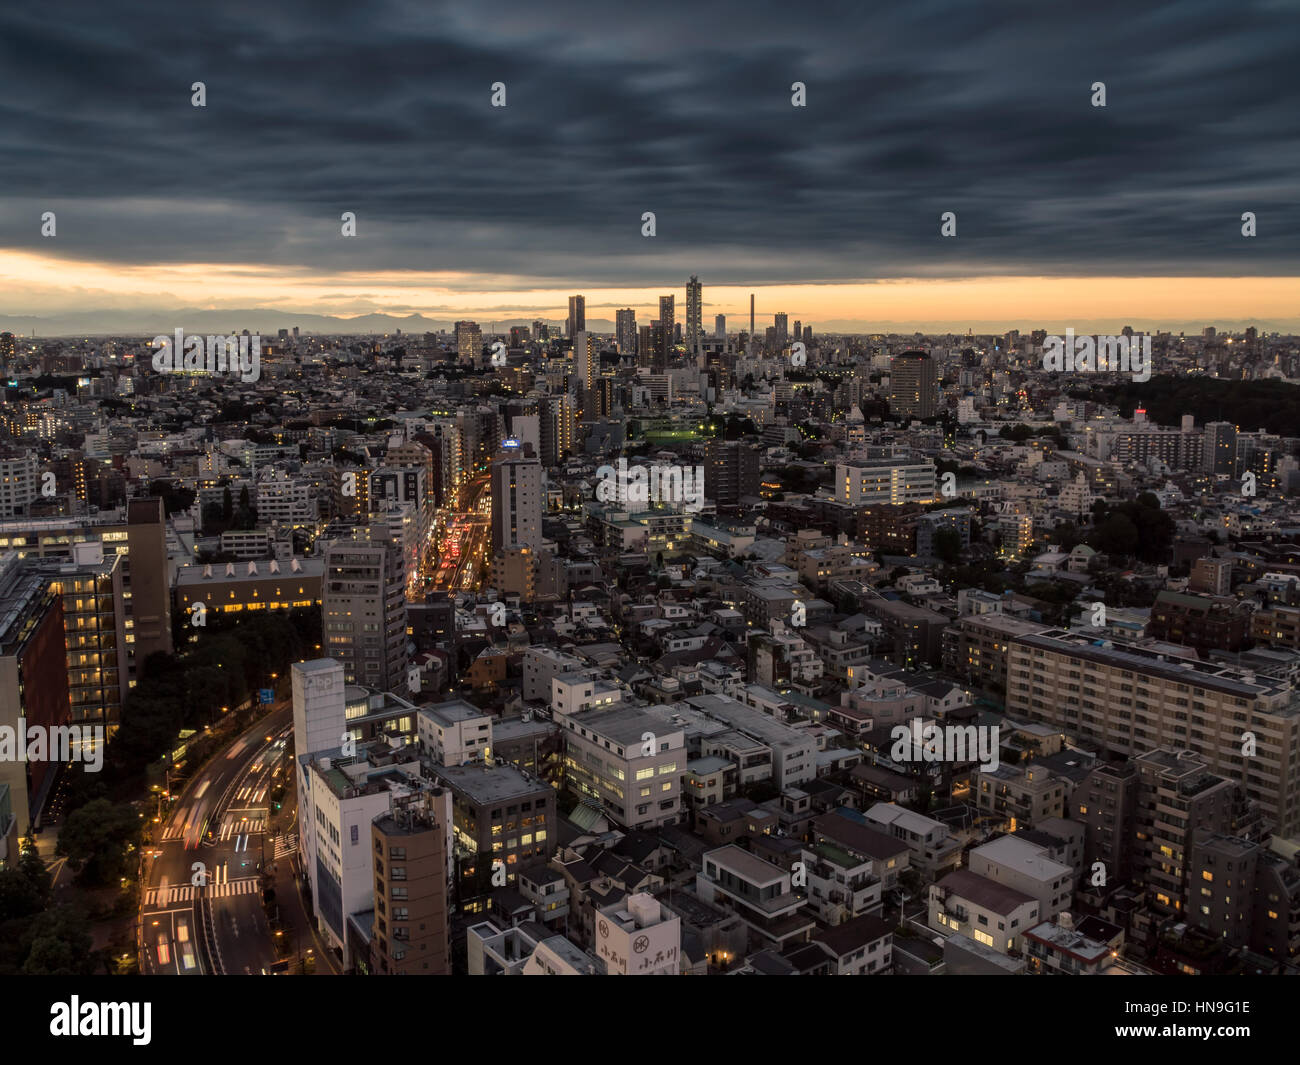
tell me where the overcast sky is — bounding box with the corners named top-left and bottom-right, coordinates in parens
top-left (1, 0), bottom-right (1296, 331)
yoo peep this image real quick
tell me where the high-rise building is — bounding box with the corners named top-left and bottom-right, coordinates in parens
top-left (370, 796), bottom-right (453, 975)
top-left (658, 296), bottom-right (675, 360)
top-left (1203, 421), bottom-right (1237, 475)
top-left (0, 332), bottom-right (14, 368)
top-left (323, 534), bottom-right (409, 693)
top-left (1007, 630), bottom-right (1300, 834)
top-left (539, 395), bottom-right (575, 466)
top-left (0, 552), bottom-right (71, 834)
top-left (705, 440), bottom-right (761, 509)
top-left (774, 313), bottom-right (789, 348)
top-left (749, 294), bottom-right (755, 342)
top-left (567, 295), bottom-right (585, 338)
top-left (889, 350), bottom-right (938, 420)
top-left (490, 444), bottom-right (542, 553)
top-left (127, 497), bottom-right (173, 662)
top-left (714, 314), bottom-right (726, 339)
top-left (0, 450), bottom-right (39, 519)
top-left (686, 276), bottom-right (703, 354)
top-left (572, 331), bottom-right (597, 393)
top-left (455, 321), bottom-right (482, 364)
top-left (616, 309), bottom-right (637, 356)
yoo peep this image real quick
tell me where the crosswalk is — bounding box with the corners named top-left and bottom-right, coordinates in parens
top-left (143, 876), bottom-right (261, 907)
top-left (273, 833), bottom-right (298, 859)
top-left (219, 818), bottom-right (265, 840)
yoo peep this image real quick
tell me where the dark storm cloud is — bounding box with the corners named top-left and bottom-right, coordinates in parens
top-left (0, 0), bottom-right (1296, 284)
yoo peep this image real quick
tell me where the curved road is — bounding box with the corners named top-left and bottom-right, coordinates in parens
top-left (140, 705), bottom-right (292, 975)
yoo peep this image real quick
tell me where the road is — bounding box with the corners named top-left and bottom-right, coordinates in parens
top-left (140, 705), bottom-right (294, 975)
top-left (430, 474), bottom-right (491, 594)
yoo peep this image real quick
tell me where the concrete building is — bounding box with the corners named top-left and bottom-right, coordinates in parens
top-left (1006, 629), bottom-right (1300, 833)
top-left (560, 704), bottom-right (684, 830)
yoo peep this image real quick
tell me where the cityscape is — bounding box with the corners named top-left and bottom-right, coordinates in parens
top-left (0, 0), bottom-right (1298, 1012)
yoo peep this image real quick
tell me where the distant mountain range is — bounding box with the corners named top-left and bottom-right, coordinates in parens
top-left (1, 310), bottom-right (1296, 338)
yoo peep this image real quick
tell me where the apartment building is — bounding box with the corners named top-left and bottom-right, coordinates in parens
top-left (687, 694), bottom-right (816, 789)
top-left (560, 705), bottom-right (684, 830)
top-left (862, 803), bottom-right (962, 876)
top-left (929, 868), bottom-right (1041, 954)
top-left (967, 835), bottom-right (1074, 921)
top-left (835, 460), bottom-right (936, 506)
top-left (799, 839), bottom-right (884, 924)
top-left (696, 845), bottom-right (815, 952)
top-left (976, 760), bottom-right (1072, 831)
top-left (1187, 831), bottom-right (1300, 962)
top-left (429, 762), bottom-right (556, 888)
top-left (1006, 630), bottom-right (1300, 834)
top-left (370, 795), bottom-right (452, 975)
top-left (417, 699), bottom-right (492, 766)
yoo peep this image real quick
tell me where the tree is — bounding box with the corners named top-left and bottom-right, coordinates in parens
top-left (20, 905), bottom-right (96, 975)
top-left (222, 486), bottom-right (233, 521)
top-left (933, 527), bottom-right (962, 565)
top-left (57, 798), bottom-right (141, 886)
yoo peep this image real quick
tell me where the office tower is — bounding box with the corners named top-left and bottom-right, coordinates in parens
top-left (323, 533), bottom-right (409, 692)
top-left (774, 312), bottom-right (789, 347)
top-left (532, 319), bottom-right (548, 341)
top-left (0, 552), bottom-right (71, 833)
top-left (455, 321), bottom-right (482, 364)
top-left (749, 294), bottom-right (755, 341)
top-left (659, 296), bottom-right (675, 359)
top-left (490, 444), bottom-right (542, 552)
top-left (705, 440), bottom-right (761, 508)
top-left (567, 295), bottom-right (585, 338)
top-left (715, 314), bottom-right (726, 339)
top-left (637, 324), bottom-right (654, 369)
top-left (1204, 326), bottom-right (1217, 340)
top-left (127, 497), bottom-right (174, 662)
top-left (370, 794), bottom-right (452, 974)
top-left (686, 275), bottom-right (703, 354)
top-left (889, 350), bottom-right (938, 420)
top-left (0, 332), bottom-right (14, 367)
top-left (508, 325), bottom-right (530, 348)
top-left (616, 309), bottom-right (637, 356)
top-left (802, 325), bottom-right (812, 345)
top-left (572, 330), bottom-right (596, 393)
top-left (1203, 421), bottom-right (1237, 475)
top-left (793, 320), bottom-right (801, 344)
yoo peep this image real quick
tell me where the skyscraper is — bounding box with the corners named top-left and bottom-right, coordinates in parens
top-left (616, 309), bottom-right (637, 356)
top-left (659, 296), bottom-right (675, 360)
top-left (323, 533), bottom-right (409, 693)
top-left (455, 321), bottom-right (482, 364)
top-left (686, 275), bottom-right (703, 355)
top-left (490, 444), bottom-right (542, 553)
top-left (889, 350), bottom-right (938, 420)
top-left (715, 314), bottom-right (726, 339)
top-left (573, 331), bottom-right (596, 393)
top-left (1204, 421), bottom-right (1237, 475)
top-left (749, 294), bottom-right (755, 341)
top-left (774, 313), bottom-right (789, 348)
top-left (567, 295), bottom-right (585, 338)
